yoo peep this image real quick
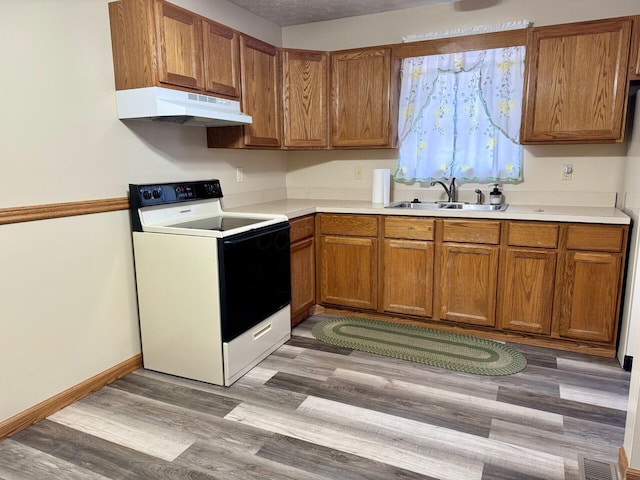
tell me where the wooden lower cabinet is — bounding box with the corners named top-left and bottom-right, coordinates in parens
top-left (499, 248), bottom-right (557, 334)
top-left (319, 235), bottom-right (377, 310)
top-left (440, 243), bottom-right (499, 327)
top-left (314, 213), bottom-right (628, 355)
top-left (290, 215), bottom-right (315, 326)
top-left (383, 239), bottom-right (434, 317)
top-left (317, 214), bottom-right (379, 310)
top-left (554, 251), bottom-right (623, 343)
top-left (290, 237), bottom-right (315, 325)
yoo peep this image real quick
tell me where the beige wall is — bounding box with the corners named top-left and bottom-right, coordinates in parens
top-left (623, 94), bottom-right (640, 466)
top-left (285, 145), bottom-right (626, 206)
top-left (0, 0), bottom-right (284, 423)
top-left (176, 0), bottom-right (281, 46)
top-left (618, 97), bottom-right (640, 364)
top-left (283, 0), bottom-right (640, 207)
top-left (282, 0), bottom-right (640, 50)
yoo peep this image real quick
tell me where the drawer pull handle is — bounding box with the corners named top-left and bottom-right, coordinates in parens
top-left (253, 323), bottom-right (272, 340)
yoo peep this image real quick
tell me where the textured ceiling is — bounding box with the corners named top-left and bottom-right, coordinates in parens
top-left (225, 0), bottom-right (457, 26)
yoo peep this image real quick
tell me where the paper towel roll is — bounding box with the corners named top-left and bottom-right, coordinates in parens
top-left (372, 168), bottom-right (390, 205)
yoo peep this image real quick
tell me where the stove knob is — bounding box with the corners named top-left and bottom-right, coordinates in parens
top-left (152, 189), bottom-right (161, 199)
top-left (142, 190), bottom-right (151, 200)
top-left (205, 183), bottom-right (214, 195)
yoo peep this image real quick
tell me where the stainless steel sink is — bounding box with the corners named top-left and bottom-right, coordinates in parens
top-left (385, 201), bottom-right (508, 212)
top-left (441, 203), bottom-right (508, 211)
top-left (385, 201), bottom-right (442, 210)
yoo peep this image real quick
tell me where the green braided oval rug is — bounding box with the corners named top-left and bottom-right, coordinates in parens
top-left (311, 317), bottom-right (527, 376)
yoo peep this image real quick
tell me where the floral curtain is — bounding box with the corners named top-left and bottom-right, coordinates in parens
top-left (395, 46), bottom-right (525, 183)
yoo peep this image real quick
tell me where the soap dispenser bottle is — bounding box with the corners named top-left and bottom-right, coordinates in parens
top-left (490, 184), bottom-right (502, 205)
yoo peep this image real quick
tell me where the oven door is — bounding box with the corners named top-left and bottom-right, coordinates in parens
top-left (218, 222), bottom-right (291, 342)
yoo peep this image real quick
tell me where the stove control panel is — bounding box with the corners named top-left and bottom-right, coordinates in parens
top-left (131, 180), bottom-right (223, 208)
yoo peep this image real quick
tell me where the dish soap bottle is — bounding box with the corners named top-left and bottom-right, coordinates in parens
top-left (490, 184), bottom-right (502, 205)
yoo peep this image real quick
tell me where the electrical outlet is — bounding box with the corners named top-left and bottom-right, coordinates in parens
top-left (561, 164), bottom-right (573, 181)
top-left (354, 166), bottom-right (363, 180)
top-left (236, 167), bottom-right (244, 183)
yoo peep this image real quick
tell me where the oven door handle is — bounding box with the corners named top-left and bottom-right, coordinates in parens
top-left (253, 323), bottom-right (272, 340)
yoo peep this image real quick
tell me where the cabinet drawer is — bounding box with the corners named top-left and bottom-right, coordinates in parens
top-left (318, 214), bottom-right (378, 237)
top-left (566, 225), bottom-right (625, 252)
top-left (290, 215), bottom-right (315, 243)
top-left (508, 222), bottom-right (558, 248)
top-left (384, 216), bottom-right (434, 241)
top-left (442, 220), bottom-right (500, 244)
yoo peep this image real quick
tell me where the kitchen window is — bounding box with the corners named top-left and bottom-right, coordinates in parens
top-left (395, 45), bottom-right (525, 183)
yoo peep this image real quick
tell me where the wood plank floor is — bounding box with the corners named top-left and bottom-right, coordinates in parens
top-left (0, 314), bottom-right (630, 480)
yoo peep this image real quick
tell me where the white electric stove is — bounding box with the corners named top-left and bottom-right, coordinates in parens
top-left (129, 179), bottom-right (291, 386)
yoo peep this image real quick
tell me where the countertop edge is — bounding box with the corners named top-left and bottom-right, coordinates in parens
top-left (225, 199), bottom-right (631, 225)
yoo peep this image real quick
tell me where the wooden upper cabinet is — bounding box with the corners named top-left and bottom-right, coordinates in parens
top-left (283, 49), bottom-right (329, 149)
top-left (109, 0), bottom-right (161, 90)
top-left (630, 16), bottom-right (640, 81)
top-left (330, 47), bottom-right (396, 148)
top-left (239, 36), bottom-right (282, 147)
top-left (202, 20), bottom-right (240, 98)
top-left (155, 1), bottom-right (204, 90)
top-left (109, 0), bottom-right (241, 98)
top-left (521, 17), bottom-right (633, 144)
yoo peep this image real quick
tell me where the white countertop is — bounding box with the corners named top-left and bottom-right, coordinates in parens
top-left (225, 198), bottom-right (631, 225)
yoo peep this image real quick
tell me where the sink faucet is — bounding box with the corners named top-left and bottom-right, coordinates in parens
top-left (430, 177), bottom-right (457, 202)
top-left (474, 189), bottom-right (483, 205)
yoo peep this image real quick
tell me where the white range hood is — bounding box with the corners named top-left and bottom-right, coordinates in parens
top-left (115, 86), bottom-right (252, 127)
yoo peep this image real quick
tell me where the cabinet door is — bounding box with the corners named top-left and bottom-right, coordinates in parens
top-left (555, 251), bottom-right (622, 343)
top-left (155, 1), bottom-right (204, 90)
top-left (330, 47), bottom-right (394, 148)
top-left (383, 239), bottom-right (434, 317)
top-left (500, 248), bottom-right (556, 334)
top-left (522, 18), bottom-right (632, 143)
top-left (239, 36), bottom-right (281, 147)
top-left (630, 16), bottom-right (640, 81)
top-left (440, 244), bottom-right (499, 327)
top-left (283, 50), bottom-right (329, 148)
top-left (290, 237), bottom-right (315, 325)
top-left (202, 20), bottom-right (240, 98)
top-left (319, 235), bottom-right (377, 310)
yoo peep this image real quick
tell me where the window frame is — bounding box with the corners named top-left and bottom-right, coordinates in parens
top-left (391, 29), bottom-right (528, 59)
